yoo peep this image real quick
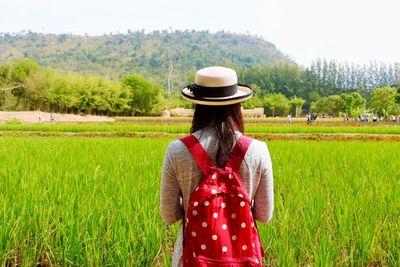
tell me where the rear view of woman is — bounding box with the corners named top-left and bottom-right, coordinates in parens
top-left (160, 66), bottom-right (274, 266)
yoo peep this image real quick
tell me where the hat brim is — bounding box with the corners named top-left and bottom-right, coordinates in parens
top-left (181, 84), bottom-right (253, 106)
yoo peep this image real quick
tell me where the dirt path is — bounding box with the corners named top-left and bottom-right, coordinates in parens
top-left (0, 111), bottom-right (115, 123)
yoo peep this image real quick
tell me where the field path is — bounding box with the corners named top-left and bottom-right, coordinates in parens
top-left (0, 111), bottom-right (115, 123)
top-left (1, 130), bottom-right (400, 141)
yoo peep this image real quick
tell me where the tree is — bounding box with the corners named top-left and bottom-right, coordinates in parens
top-left (10, 59), bottom-right (40, 84)
top-left (121, 74), bottom-right (161, 115)
top-left (49, 73), bottom-right (79, 113)
top-left (239, 63), bottom-right (303, 98)
top-left (350, 92), bottom-right (367, 115)
top-left (263, 93), bottom-right (290, 117)
top-left (369, 86), bottom-right (398, 118)
top-left (7, 59), bottom-right (43, 109)
top-left (289, 96), bottom-right (305, 117)
top-left (24, 69), bottom-right (52, 110)
top-left (310, 95), bottom-right (341, 116)
top-left (242, 96), bottom-right (263, 109)
top-left (339, 92), bottom-right (366, 116)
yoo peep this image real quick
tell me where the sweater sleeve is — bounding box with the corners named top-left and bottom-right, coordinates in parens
top-left (160, 141), bottom-right (183, 224)
top-left (253, 142), bottom-right (274, 223)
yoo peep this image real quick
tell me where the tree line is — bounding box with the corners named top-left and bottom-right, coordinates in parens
top-left (242, 89), bottom-right (400, 118)
top-left (0, 59), bottom-right (167, 115)
top-left (1, 59), bottom-right (399, 117)
top-left (239, 59), bottom-right (400, 117)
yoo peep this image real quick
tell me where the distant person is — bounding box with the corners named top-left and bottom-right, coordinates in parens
top-left (50, 113), bottom-right (55, 123)
top-left (373, 114), bottom-right (377, 123)
top-left (312, 113), bottom-right (317, 122)
top-left (391, 115), bottom-right (396, 123)
top-left (38, 113), bottom-right (43, 124)
top-left (287, 114), bottom-right (292, 124)
top-left (398, 115), bottom-right (400, 125)
top-left (160, 66), bottom-right (273, 266)
top-left (307, 114), bottom-right (311, 124)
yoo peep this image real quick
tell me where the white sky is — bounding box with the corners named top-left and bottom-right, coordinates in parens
top-left (0, 0), bottom-right (399, 66)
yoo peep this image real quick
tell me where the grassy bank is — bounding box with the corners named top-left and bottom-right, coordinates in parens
top-left (1, 123), bottom-right (400, 135)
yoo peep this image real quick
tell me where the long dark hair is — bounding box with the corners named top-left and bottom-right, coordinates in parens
top-left (190, 103), bottom-right (244, 167)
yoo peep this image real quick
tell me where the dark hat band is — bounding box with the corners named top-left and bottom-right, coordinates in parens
top-left (187, 83), bottom-right (237, 98)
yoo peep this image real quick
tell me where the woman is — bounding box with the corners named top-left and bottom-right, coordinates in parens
top-left (160, 66), bottom-right (274, 266)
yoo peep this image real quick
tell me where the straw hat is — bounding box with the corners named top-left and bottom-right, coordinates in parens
top-left (181, 66), bottom-right (252, 106)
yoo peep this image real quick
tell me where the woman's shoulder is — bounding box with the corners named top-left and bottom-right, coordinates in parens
top-left (248, 138), bottom-right (269, 152)
top-left (245, 137), bottom-right (271, 164)
top-left (165, 139), bottom-right (190, 157)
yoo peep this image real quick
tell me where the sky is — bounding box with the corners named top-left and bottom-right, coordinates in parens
top-left (0, 0), bottom-right (399, 66)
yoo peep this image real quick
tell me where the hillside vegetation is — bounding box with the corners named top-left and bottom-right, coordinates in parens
top-left (0, 31), bottom-right (292, 89)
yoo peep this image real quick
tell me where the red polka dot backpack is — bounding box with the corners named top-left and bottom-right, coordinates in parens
top-left (180, 134), bottom-right (264, 266)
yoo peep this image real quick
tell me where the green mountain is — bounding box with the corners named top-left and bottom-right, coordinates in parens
top-left (0, 30), bottom-right (293, 90)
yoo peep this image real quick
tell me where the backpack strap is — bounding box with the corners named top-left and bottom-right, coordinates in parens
top-left (226, 135), bottom-right (253, 171)
top-left (180, 135), bottom-right (215, 175)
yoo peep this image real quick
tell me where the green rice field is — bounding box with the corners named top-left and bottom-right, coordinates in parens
top-left (1, 123), bottom-right (400, 135)
top-left (0, 136), bottom-right (399, 266)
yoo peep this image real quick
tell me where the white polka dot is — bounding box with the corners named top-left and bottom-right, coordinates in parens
top-left (212, 234), bottom-right (218, 240)
top-left (230, 194), bottom-right (235, 197)
top-left (241, 222), bottom-right (247, 228)
top-left (202, 222), bottom-right (207, 228)
top-left (204, 201), bottom-right (209, 206)
top-left (191, 231), bottom-right (196, 237)
top-left (253, 243), bottom-right (255, 248)
top-left (228, 173), bottom-right (233, 179)
top-left (222, 224), bottom-right (227, 230)
top-left (213, 212), bottom-right (218, 218)
top-left (201, 244), bottom-right (206, 250)
top-left (242, 245), bottom-right (247, 251)
top-left (222, 246), bottom-right (228, 252)
top-left (255, 258), bottom-right (259, 264)
top-left (193, 252), bottom-right (196, 257)
top-left (186, 218), bottom-right (189, 223)
top-left (232, 235), bottom-right (237, 241)
top-left (251, 223), bottom-right (255, 228)
top-left (238, 194), bottom-right (243, 198)
top-left (240, 201), bottom-right (245, 207)
top-left (231, 213), bottom-right (237, 219)
top-left (212, 174), bottom-right (216, 179)
top-left (192, 210), bottom-right (198, 216)
top-left (211, 189), bottom-right (217, 195)
top-left (221, 203), bottom-right (226, 208)
top-left (195, 186), bottom-right (199, 191)
top-left (193, 201), bottom-right (198, 206)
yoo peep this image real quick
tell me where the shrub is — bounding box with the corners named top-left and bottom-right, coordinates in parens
top-left (6, 118), bottom-right (22, 125)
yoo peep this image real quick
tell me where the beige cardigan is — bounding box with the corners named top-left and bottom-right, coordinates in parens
top-left (160, 127), bottom-right (274, 266)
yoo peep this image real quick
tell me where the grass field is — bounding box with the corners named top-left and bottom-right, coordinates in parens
top-left (1, 123), bottom-right (400, 135)
top-left (0, 137), bottom-right (399, 266)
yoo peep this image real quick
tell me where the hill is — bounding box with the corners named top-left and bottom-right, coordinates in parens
top-left (0, 30), bottom-right (293, 90)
